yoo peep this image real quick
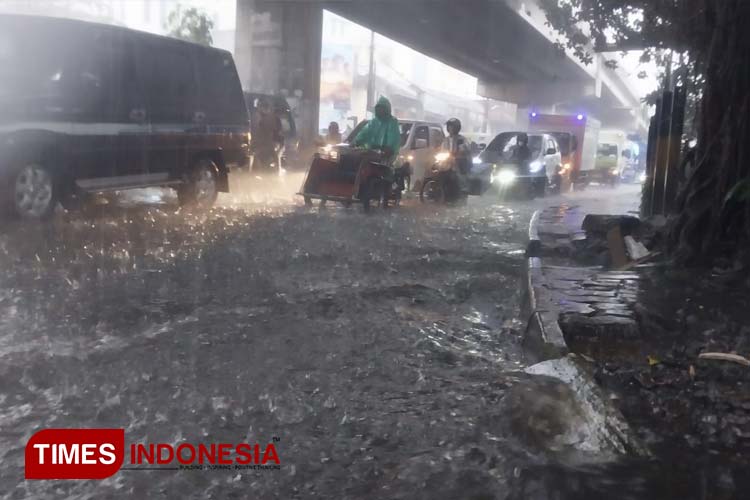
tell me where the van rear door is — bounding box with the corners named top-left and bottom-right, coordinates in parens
top-left (139, 39), bottom-right (197, 179)
top-left (195, 49), bottom-right (249, 167)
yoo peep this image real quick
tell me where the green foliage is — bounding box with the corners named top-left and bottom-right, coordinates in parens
top-left (165, 5), bottom-right (214, 46)
top-left (538, 1), bottom-right (704, 138)
top-left (537, 1), bottom-right (704, 61)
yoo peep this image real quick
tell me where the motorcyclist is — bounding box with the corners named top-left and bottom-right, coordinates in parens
top-left (442, 118), bottom-right (472, 193)
top-left (514, 132), bottom-right (532, 171)
top-left (353, 96), bottom-right (401, 166)
top-left (252, 98), bottom-right (283, 171)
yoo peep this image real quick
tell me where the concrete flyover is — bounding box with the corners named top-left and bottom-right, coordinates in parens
top-left (235, 0), bottom-right (648, 144)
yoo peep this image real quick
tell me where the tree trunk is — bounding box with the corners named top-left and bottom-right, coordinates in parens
top-left (671, 0), bottom-right (750, 265)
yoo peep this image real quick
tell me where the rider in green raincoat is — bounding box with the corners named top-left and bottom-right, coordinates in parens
top-left (353, 96), bottom-right (401, 166)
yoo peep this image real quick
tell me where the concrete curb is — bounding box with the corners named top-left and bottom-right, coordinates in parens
top-left (521, 210), bottom-right (568, 363)
top-left (520, 208), bottom-right (649, 458)
top-left (525, 209), bottom-right (542, 258)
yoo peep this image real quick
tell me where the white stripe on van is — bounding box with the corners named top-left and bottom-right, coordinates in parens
top-left (76, 173), bottom-right (172, 191)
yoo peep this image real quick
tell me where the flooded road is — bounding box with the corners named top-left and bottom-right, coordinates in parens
top-left (0, 176), bottom-right (645, 499)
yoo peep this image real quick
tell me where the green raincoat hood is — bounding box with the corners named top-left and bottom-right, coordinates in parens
top-left (352, 96), bottom-right (401, 163)
top-left (375, 96), bottom-right (392, 118)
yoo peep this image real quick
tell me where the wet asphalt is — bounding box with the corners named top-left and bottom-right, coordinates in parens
top-left (0, 174), bottom-right (644, 499)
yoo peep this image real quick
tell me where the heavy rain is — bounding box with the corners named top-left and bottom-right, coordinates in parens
top-left (2, 1), bottom-right (750, 499)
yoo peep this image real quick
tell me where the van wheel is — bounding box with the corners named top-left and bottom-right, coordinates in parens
top-left (178, 159), bottom-right (218, 208)
top-left (13, 163), bottom-right (57, 219)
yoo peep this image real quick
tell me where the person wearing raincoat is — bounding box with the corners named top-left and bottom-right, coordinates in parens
top-left (353, 96), bottom-right (401, 166)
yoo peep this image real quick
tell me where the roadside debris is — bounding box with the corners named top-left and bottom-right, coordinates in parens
top-left (698, 352), bottom-right (750, 367)
top-left (624, 236), bottom-right (650, 260)
top-left (606, 225), bottom-right (629, 268)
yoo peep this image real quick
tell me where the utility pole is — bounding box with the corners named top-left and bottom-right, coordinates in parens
top-left (366, 30), bottom-right (375, 113)
top-left (482, 98), bottom-right (490, 134)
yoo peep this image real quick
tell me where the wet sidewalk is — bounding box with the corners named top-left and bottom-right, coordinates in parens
top-left (527, 200), bottom-right (750, 495)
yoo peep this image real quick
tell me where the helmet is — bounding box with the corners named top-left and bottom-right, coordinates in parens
top-left (446, 118), bottom-right (462, 133)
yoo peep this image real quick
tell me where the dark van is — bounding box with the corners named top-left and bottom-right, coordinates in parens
top-left (0, 15), bottom-right (250, 218)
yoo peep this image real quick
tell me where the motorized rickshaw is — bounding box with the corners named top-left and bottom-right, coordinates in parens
top-left (298, 145), bottom-right (408, 212)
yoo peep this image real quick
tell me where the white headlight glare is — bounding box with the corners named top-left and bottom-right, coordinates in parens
top-left (496, 170), bottom-right (516, 185)
top-left (434, 152), bottom-right (450, 162)
top-left (529, 161), bottom-right (543, 173)
top-left (472, 156), bottom-right (481, 164)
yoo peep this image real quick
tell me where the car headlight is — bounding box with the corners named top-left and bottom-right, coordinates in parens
top-left (495, 169), bottom-right (517, 185)
top-left (434, 151), bottom-right (450, 162)
top-left (611, 168), bottom-right (618, 174)
top-left (561, 162), bottom-right (571, 172)
top-left (472, 156), bottom-right (481, 165)
top-left (320, 144), bottom-right (338, 160)
top-left (639, 172), bottom-right (647, 183)
top-left (529, 161), bottom-right (543, 173)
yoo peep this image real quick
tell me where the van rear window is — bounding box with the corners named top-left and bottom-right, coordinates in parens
top-left (198, 52), bottom-right (246, 126)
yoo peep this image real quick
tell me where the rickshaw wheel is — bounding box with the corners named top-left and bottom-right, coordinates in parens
top-left (362, 178), bottom-right (384, 213)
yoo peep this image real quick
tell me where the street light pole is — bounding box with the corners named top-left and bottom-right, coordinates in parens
top-left (366, 29), bottom-right (375, 112)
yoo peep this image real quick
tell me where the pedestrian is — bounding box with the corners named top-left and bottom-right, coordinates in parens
top-left (252, 98), bottom-right (283, 171)
top-left (443, 117), bottom-right (472, 193)
top-left (324, 121), bottom-right (342, 145)
top-left (514, 132), bottom-right (532, 169)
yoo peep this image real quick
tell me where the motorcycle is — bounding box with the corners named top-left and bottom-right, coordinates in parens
top-left (419, 152), bottom-right (467, 204)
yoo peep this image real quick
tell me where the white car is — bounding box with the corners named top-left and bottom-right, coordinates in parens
top-left (346, 119), bottom-right (445, 190)
top-left (478, 132), bottom-right (563, 197)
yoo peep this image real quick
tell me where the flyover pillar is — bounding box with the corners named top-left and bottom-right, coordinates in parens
top-left (235, 0), bottom-right (323, 147)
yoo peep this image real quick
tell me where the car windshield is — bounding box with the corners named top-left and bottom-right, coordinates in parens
top-left (486, 132), bottom-right (542, 161)
top-left (548, 132), bottom-right (572, 156)
top-left (345, 119), bottom-right (367, 143)
top-left (400, 122), bottom-right (412, 147)
top-left (598, 143), bottom-right (618, 157)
